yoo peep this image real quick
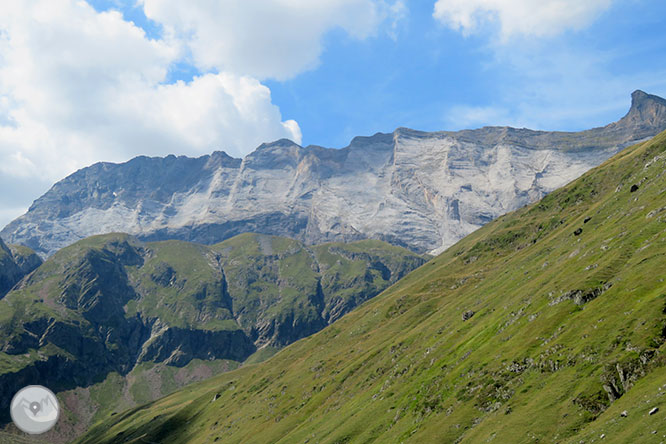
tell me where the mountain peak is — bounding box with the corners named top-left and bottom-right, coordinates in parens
top-left (623, 90), bottom-right (666, 126)
top-left (627, 89), bottom-right (666, 117)
top-left (255, 138), bottom-right (302, 151)
top-left (631, 89), bottom-right (666, 107)
top-left (244, 138), bottom-right (304, 169)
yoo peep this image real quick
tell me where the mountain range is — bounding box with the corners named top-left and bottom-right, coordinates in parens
top-left (3, 90), bottom-right (666, 258)
top-left (1, 90), bottom-right (666, 444)
top-left (74, 125), bottom-right (666, 444)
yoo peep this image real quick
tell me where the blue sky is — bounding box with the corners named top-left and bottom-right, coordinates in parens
top-left (0, 0), bottom-right (665, 227)
top-left (274, 0), bottom-right (666, 147)
top-left (91, 0), bottom-right (666, 148)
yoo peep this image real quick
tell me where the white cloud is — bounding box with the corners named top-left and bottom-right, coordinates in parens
top-left (433, 0), bottom-right (612, 39)
top-left (140, 0), bottom-right (383, 80)
top-left (445, 105), bottom-right (513, 130)
top-left (0, 0), bottom-right (398, 229)
top-left (0, 1), bottom-right (304, 181)
top-left (384, 1), bottom-right (408, 41)
top-left (443, 40), bottom-right (666, 133)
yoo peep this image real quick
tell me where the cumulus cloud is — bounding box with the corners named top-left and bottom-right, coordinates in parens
top-left (0, 1), bottom-right (303, 180)
top-left (140, 0), bottom-right (383, 80)
top-left (0, 0), bottom-right (393, 227)
top-left (433, 0), bottom-right (612, 39)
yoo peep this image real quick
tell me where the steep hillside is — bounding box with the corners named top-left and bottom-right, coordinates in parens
top-left (77, 131), bottom-right (666, 444)
top-left (0, 239), bottom-right (41, 298)
top-left (0, 234), bottom-right (423, 442)
top-left (4, 91), bottom-right (666, 258)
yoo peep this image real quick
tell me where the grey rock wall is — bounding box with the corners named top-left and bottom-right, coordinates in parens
top-left (3, 90), bottom-right (666, 257)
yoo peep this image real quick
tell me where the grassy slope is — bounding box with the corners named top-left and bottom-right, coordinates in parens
top-left (128, 239), bottom-right (238, 332)
top-left (0, 232), bottom-right (422, 377)
top-left (0, 431), bottom-right (48, 444)
top-left (76, 131), bottom-right (666, 444)
top-left (0, 233), bottom-right (423, 443)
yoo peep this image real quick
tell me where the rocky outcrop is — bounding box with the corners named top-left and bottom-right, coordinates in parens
top-left (139, 325), bottom-right (256, 366)
top-left (5, 91), bottom-right (666, 258)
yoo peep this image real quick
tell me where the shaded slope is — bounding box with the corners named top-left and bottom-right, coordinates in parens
top-left (0, 239), bottom-right (23, 298)
top-left (77, 131), bottom-right (666, 444)
top-left (0, 239), bottom-right (41, 298)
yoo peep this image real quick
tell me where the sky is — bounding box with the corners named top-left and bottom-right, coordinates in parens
top-left (1, 0), bottom-right (666, 228)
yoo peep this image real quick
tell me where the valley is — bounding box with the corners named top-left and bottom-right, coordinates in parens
top-left (2, 92), bottom-right (666, 443)
top-left (72, 130), bottom-right (666, 443)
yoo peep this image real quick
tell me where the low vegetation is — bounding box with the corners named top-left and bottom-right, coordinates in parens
top-left (76, 131), bottom-right (666, 443)
top-left (0, 233), bottom-right (424, 442)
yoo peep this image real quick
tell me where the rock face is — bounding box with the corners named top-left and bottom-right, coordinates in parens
top-left (4, 91), bottom-right (666, 257)
top-left (0, 232), bottom-right (424, 423)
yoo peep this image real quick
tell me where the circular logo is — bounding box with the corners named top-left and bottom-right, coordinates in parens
top-left (10, 386), bottom-right (60, 435)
